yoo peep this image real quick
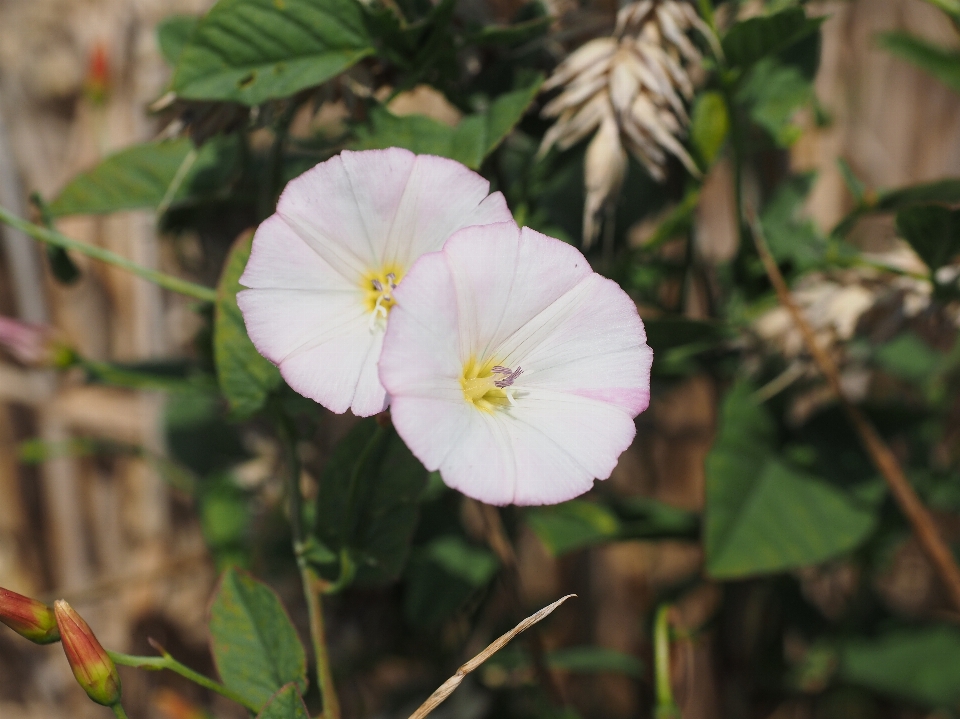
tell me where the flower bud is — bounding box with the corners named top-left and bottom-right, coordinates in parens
top-left (54, 600), bottom-right (122, 706)
top-left (0, 587), bottom-right (60, 644)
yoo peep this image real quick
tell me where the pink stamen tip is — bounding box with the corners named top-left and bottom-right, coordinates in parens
top-left (494, 367), bottom-right (523, 388)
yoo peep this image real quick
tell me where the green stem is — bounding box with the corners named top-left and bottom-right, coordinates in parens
top-left (653, 605), bottom-right (680, 719)
top-left (0, 205), bottom-right (217, 302)
top-left (274, 408), bottom-right (341, 719)
top-left (111, 703), bottom-right (130, 719)
top-left (108, 651), bottom-right (259, 713)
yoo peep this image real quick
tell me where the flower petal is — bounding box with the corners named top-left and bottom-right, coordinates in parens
top-left (277, 150), bottom-right (410, 280)
top-left (383, 155), bottom-right (512, 268)
top-left (240, 214), bottom-right (353, 291)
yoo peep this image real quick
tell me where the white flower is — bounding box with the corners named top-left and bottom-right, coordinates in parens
top-left (379, 221), bottom-right (653, 506)
top-left (538, 0), bottom-right (715, 246)
top-left (237, 148), bottom-right (512, 416)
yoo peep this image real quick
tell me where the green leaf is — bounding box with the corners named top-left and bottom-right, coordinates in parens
top-left (738, 59), bottom-right (813, 146)
top-left (705, 383), bottom-right (882, 578)
top-left (896, 205), bottom-right (960, 272)
top-left (878, 31), bottom-right (960, 94)
top-left (526, 500), bottom-right (621, 556)
top-left (469, 16), bottom-right (553, 46)
top-left (722, 8), bottom-right (825, 70)
top-left (548, 647), bottom-right (644, 678)
top-left (874, 333), bottom-right (942, 383)
top-left (209, 568), bottom-right (307, 710)
top-left (838, 627), bottom-right (960, 707)
top-left (690, 92), bottom-right (729, 166)
top-left (423, 536), bottom-right (499, 587)
top-left (352, 75), bottom-right (543, 169)
top-left (314, 418), bottom-right (429, 585)
top-left (171, 0), bottom-right (374, 105)
top-left (761, 174), bottom-right (826, 269)
top-left (48, 137), bottom-right (238, 217)
top-left (255, 684), bottom-right (310, 719)
top-left (158, 15), bottom-right (199, 66)
top-left (214, 232), bottom-right (282, 419)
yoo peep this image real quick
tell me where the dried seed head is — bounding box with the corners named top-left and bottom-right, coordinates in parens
top-left (539, 0), bottom-right (716, 246)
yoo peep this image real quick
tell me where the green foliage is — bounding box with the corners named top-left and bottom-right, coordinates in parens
top-left (690, 91), bottom-right (729, 166)
top-left (838, 628), bottom-right (960, 707)
top-left (722, 7), bottom-right (825, 70)
top-left (214, 232), bottom-right (282, 419)
top-left (526, 501), bottom-right (621, 556)
top-left (313, 419), bottom-right (428, 585)
top-left (48, 138), bottom-right (239, 217)
top-left (878, 31), bottom-right (960, 94)
top-left (705, 384), bottom-right (883, 578)
top-left (895, 205), bottom-right (960, 273)
top-left (171, 0), bottom-right (373, 105)
top-left (738, 58), bottom-right (813, 146)
top-left (761, 174), bottom-right (827, 269)
top-left (157, 15), bottom-right (199, 66)
top-left (209, 568), bottom-right (308, 710)
top-left (255, 684), bottom-right (311, 719)
top-left (548, 647), bottom-right (644, 678)
top-left (352, 74), bottom-right (543, 169)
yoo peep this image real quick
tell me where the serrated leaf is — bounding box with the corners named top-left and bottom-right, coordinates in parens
top-left (878, 31), bottom-right (960, 94)
top-left (705, 383), bottom-right (882, 578)
top-left (352, 75), bottom-right (543, 169)
top-left (158, 15), bottom-right (199, 66)
top-left (209, 568), bottom-right (307, 711)
top-left (896, 204), bottom-right (960, 272)
top-left (722, 8), bottom-right (825, 70)
top-left (548, 646), bottom-right (644, 678)
top-left (171, 0), bottom-right (374, 105)
top-left (838, 628), bottom-right (960, 707)
top-left (215, 232), bottom-right (282, 419)
top-left (256, 684), bottom-right (310, 719)
top-left (526, 500), bottom-right (621, 556)
top-left (49, 137), bottom-right (238, 217)
top-left (690, 91), bottom-right (728, 166)
top-left (313, 418), bottom-right (428, 585)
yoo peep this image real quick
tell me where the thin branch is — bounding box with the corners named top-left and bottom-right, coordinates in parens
top-left (0, 205), bottom-right (217, 302)
top-left (109, 648), bottom-right (259, 713)
top-left (275, 408), bottom-right (340, 719)
top-left (750, 217), bottom-right (960, 612)
top-left (407, 595), bottom-right (576, 719)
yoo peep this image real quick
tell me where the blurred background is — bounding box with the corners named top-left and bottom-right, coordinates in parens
top-left (2, 0), bottom-right (960, 718)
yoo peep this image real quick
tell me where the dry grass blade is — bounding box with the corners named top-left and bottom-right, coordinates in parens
top-left (407, 594), bottom-right (577, 719)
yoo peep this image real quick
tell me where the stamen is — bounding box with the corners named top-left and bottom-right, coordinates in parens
top-left (494, 367), bottom-right (523, 388)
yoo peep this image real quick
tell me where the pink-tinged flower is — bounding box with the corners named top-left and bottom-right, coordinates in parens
top-left (379, 222), bottom-right (653, 505)
top-left (0, 315), bottom-right (51, 366)
top-left (238, 148), bottom-right (512, 416)
top-left (54, 600), bottom-right (122, 707)
top-left (0, 587), bottom-right (60, 644)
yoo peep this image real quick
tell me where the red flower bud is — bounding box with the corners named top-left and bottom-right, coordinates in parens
top-left (0, 587), bottom-right (60, 644)
top-left (54, 600), bottom-right (122, 707)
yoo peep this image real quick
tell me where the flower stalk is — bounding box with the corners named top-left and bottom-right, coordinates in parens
top-left (0, 205), bottom-right (217, 302)
top-left (275, 407), bottom-right (341, 719)
top-left (108, 646), bottom-right (260, 713)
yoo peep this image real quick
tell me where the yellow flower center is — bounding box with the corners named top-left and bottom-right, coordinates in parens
top-left (362, 265), bottom-right (404, 329)
top-left (460, 357), bottom-right (523, 412)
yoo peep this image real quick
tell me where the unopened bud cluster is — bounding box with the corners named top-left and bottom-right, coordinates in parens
top-left (0, 586), bottom-right (122, 708)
